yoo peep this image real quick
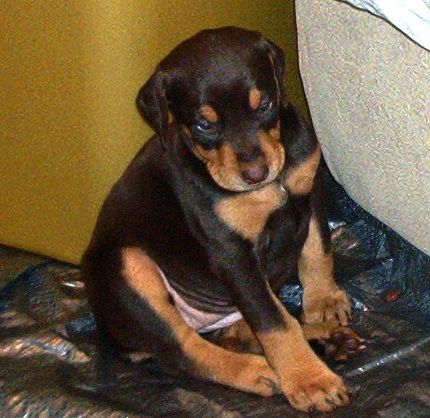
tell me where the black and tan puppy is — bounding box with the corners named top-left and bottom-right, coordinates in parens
top-left (82, 27), bottom-right (351, 412)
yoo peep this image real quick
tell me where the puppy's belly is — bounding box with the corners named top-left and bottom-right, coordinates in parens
top-left (158, 267), bottom-right (242, 333)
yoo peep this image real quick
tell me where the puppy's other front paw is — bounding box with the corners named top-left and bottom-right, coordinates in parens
top-left (280, 360), bottom-right (349, 412)
top-left (302, 287), bottom-right (351, 326)
top-left (236, 355), bottom-right (279, 397)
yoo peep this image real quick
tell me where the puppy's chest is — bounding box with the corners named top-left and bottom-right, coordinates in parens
top-left (215, 183), bottom-right (288, 242)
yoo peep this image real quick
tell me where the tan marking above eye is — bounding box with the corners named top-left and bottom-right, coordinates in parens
top-left (200, 105), bottom-right (218, 123)
top-left (249, 89), bottom-right (262, 110)
top-left (215, 183), bottom-right (287, 241)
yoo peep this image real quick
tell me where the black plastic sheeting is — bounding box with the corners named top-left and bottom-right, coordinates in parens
top-left (1, 171), bottom-right (430, 417)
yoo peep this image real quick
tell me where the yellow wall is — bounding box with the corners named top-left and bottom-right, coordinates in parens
top-left (1, 0), bottom-right (306, 264)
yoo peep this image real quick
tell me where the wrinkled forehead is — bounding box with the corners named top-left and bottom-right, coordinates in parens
top-left (202, 54), bottom-right (275, 106)
top-left (171, 58), bottom-right (276, 120)
top-left (163, 33), bottom-right (278, 117)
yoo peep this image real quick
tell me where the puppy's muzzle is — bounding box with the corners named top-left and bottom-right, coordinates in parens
top-left (240, 157), bottom-right (269, 184)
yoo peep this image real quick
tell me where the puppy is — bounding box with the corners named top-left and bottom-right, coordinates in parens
top-left (82, 27), bottom-right (351, 412)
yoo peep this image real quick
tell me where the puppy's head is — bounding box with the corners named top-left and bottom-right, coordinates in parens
top-left (137, 27), bottom-right (286, 192)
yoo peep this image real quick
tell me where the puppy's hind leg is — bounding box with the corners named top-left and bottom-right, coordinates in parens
top-left (215, 319), bottom-right (263, 355)
top-left (118, 247), bottom-right (278, 396)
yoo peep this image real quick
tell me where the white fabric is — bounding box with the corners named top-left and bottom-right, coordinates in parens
top-left (338, 0), bottom-right (430, 50)
top-left (158, 268), bottom-right (242, 333)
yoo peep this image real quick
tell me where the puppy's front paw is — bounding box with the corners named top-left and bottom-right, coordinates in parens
top-left (302, 287), bottom-right (351, 326)
top-left (237, 356), bottom-right (279, 397)
top-left (280, 362), bottom-right (349, 412)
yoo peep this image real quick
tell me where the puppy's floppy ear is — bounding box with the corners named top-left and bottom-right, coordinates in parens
top-left (136, 68), bottom-right (169, 149)
top-left (258, 38), bottom-right (287, 107)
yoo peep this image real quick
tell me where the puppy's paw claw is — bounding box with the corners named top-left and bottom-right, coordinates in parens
top-left (302, 288), bottom-right (351, 326)
top-left (238, 356), bottom-right (279, 397)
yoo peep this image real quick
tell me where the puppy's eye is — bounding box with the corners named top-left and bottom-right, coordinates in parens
top-left (259, 100), bottom-right (274, 113)
top-left (196, 118), bottom-right (214, 131)
top-left (192, 118), bottom-right (218, 140)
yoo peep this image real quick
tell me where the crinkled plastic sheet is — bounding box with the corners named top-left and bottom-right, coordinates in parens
top-left (1, 169), bottom-right (430, 417)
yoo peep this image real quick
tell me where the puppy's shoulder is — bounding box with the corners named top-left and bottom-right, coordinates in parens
top-left (128, 135), bottom-right (166, 172)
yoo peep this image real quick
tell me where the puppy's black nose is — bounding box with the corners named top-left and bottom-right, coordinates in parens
top-left (241, 163), bottom-right (269, 184)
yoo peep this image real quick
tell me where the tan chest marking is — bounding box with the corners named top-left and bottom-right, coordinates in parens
top-left (215, 183), bottom-right (287, 241)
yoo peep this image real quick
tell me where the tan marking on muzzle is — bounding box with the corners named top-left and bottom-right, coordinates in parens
top-left (196, 143), bottom-right (243, 191)
top-left (195, 122), bottom-right (284, 192)
top-left (284, 147), bottom-right (321, 195)
top-left (200, 105), bottom-right (218, 123)
top-left (258, 123), bottom-right (285, 181)
top-left (268, 120), bottom-right (281, 141)
top-left (249, 89), bottom-right (262, 110)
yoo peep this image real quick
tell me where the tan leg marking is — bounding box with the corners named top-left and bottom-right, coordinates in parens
top-left (121, 247), bottom-right (278, 396)
top-left (301, 322), bottom-right (335, 341)
top-left (249, 89), bottom-right (262, 110)
top-left (284, 147), bottom-right (321, 195)
top-left (254, 286), bottom-right (349, 412)
top-left (301, 320), bottom-right (356, 341)
top-left (218, 320), bottom-right (348, 354)
top-left (220, 320), bottom-right (350, 353)
top-left (215, 182), bottom-right (287, 241)
top-left (218, 319), bottom-right (263, 354)
top-left (299, 218), bottom-right (351, 326)
top-left (200, 105), bottom-right (218, 123)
